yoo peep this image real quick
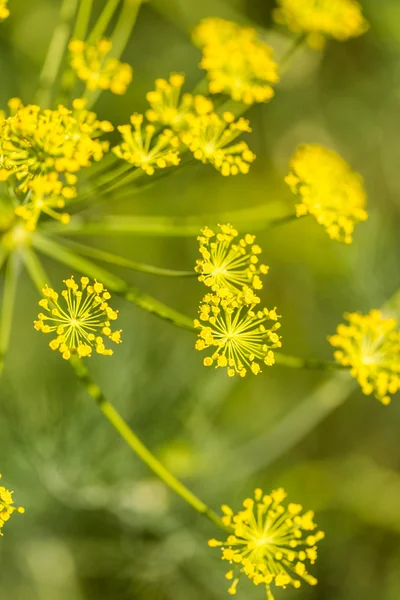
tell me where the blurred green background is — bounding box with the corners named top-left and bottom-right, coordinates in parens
top-left (1, 0), bottom-right (400, 599)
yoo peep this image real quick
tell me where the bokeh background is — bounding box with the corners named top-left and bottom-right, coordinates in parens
top-left (1, 0), bottom-right (400, 599)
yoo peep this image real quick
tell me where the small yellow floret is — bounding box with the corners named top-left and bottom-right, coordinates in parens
top-left (0, 474), bottom-right (25, 535)
top-left (0, 0), bottom-right (9, 21)
top-left (14, 174), bottom-right (71, 231)
top-left (209, 488), bottom-right (324, 599)
top-left (329, 310), bottom-right (400, 405)
top-left (285, 144), bottom-right (368, 243)
top-left (34, 276), bottom-right (122, 360)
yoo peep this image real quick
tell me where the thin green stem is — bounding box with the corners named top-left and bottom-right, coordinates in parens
top-left (275, 353), bottom-right (345, 371)
top-left (279, 34), bottom-right (307, 73)
top-left (87, 0), bottom-right (121, 44)
top-left (35, 0), bottom-right (80, 108)
top-left (0, 252), bottom-right (21, 376)
top-left (21, 246), bottom-right (49, 290)
top-left (69, 355), bottom-right (227, 531)
top-left (73, 0), bottom-right (94, 39)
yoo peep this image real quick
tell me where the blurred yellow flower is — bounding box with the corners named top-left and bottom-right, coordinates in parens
top-left (69, 38), bottom-right (133, 94)
top-left (329, 310), bottom-right (400, 405)
top-left (273, 0), bottom-right (369, 49)
top-left (285, 144), bottom-right (367, 243)
top-left (208, 488), bottom-right (324, 599)
top-left (194, 293), bottom-right (281, 376)
top-left (34, 276), bottom-right (122, 360)
top-left (192, 18), bottom-right (279, 104)
top-left (0, 474), bottom-right (25, 536)
top-left (0, 0), bottom-right (9, 21)
top-left (180, 112), bottom-right (255, 176)
top-left (0, 98), bottom-right (112, 195)
top-left (113, 113), bottom-right (180, 175)
top-left (146, 72), bottom-right (213, 130)
top-left (196, 224), bottom-right (269, 295)
top-left (14, 174), bottom-right (71, 231)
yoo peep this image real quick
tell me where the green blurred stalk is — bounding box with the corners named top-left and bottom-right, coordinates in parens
top-left (73, 0), bottom-right (94, 39)
top-left (87, 0), bottom-right (120, 43)
top-left (0, 251), bottom-right (21, 376)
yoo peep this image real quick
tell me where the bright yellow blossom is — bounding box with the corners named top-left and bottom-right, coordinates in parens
top-left (113, 113), bottom-right (180, 175)
top-left (0, 474), bottom-right (25, 535)
top-left (209, 488), bottom-right (324, 599)
top-left (34, 276), bottom-right (122, 360)
top-left (146, 72), bottom-right (213, 130)
top-left (0, 0), bottom-right (9, 21)
top-left (195, 293), bottom-right (281, 376)
top-left (14, 174), bottom-right (71, 231)
top-left (273, 0), bottom-right (369, 49)
top-left (329, 310), bottom-right (400, 405)
top-left (196, 224), bottom-right (269, 295)
top-left (192, 18), bottom-right (279, 104)
top-left (69, 38), bottom-right (133, 95)
top-left (0, 98), bottom-right (113, 194)
top-left (180, 112), bottom-right (255, 176)
top-left (285, 144), bottom-right (367, 243)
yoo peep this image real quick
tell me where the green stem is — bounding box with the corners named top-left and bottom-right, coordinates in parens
top-left (69, 355), bottom-right (227, 531)
top-left (0, 252), bottom-right (21, 376)
top-left (87, 0), bottom-right (121, 43)
top-left (280, 34), bottom-right (307, 73)
top-left (275, 353), bottom-right (345, 371)
top-left (35, 0), bottom-right (80, 108)
top-left (73, 0), bottom-right (94, 39)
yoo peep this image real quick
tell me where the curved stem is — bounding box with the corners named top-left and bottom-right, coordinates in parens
top-left (70, 355), bottom-right (228, 531)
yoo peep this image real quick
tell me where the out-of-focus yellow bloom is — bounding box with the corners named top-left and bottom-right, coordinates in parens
top-left (208, 488), bottom-right (324, 599)
top-left (146, 72), bottom-right (213, 130)
top-left (273, 0), bottom-right (369, 49)
top-left (285, 144), bottom-right (367, 243)
top-left (34, 276), bottom-right (122, 360)
top-left (0, 474), bottom-right (25, 535)
top-left (0, 98), bottom-right (113, 195)
top-left (69, 38), bottom-right (133, 94)
top-left (194, 293), bottom-right (281, 376)
top-left (192, 18), bottom-right (279, 104)
top-left (329, 310), bottom-right (400, 405)
top-left (113, 113), bottom-right (180, 175)
top-left (180, 112), bottom-right (255, 176)
top-left (14, 174), bottom-right (71, 231)
top-left (196, 224), bottom-right (269, 295)
top-left (0, 0), bottom-right (9, 20)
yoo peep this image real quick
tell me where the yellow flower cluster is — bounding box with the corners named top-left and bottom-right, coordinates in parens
top-left (0, 474), bottom-right (25, 535)
top-left (69, 38), bottom-right (133, 95)
top-left (273, 0), bottom-right (369, 49)
top-left (14, 174), bottom-right (71, 231)
top-left (285, 144), bottom-right (368, 243)
top-left (34, 276), bottom-right (122, 360)
top-left (329, 310), bottom-right (400, 405)
top-left (208, 488), bottom-right (324, 599)
top-left (0, 97), bottom-right (113, 195)
top-left (192, 18), bottom-right (279, 104)
top-left (194, 224), bottom-right (282, 376)
top-left (0, 0), bottom-right (9, 21)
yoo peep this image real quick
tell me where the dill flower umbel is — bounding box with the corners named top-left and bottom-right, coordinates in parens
top-left (69, 38), bottom-right (133, 95)
top-left (195, 293), bottom-right (281, 376)
top-left (192, 18), bottom-right (279, 104)
top-left (0, 98), bottom-right (112, 194)
top-left (209, 488), bottom-right (324, 599)
top-left (113, 113), bottom-right (180, 175)
top-left (146, 73), bottom-right (213, 130)
top-left (180, 112), bottom-right (255, 176)
top-left (14, 174), bottom-right (71, 231)
top-left (273, 0), bottom-right (369, 49)
top-left (34, 276), bottom-right (122, 360)
top-left (0, 0), bottom-right (9, 21)
top-left (329, 310), bottom-right (400, 405)
top-left (0, 474), bottom-right (25, 535)
top-left (285, 144), bottom-right (368, 243)
top-left (196, 224), bottom-right (269, 295)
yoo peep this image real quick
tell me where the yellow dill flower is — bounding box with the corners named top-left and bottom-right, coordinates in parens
top-left (34, 276), bottom-right (122, 360)
top-left (273, 0), bottom-right (369, 49)
top-left (180, 112), bottom-right (255, 176)
top-left (209, 488), bottom-right (324, 599)
top-left (0, 474), bottom-right (25, 535)
top-left (14, 174), bottom-right (71, 231)
top-left (0, 98), bottom-right (113, 194)
top-left (196, 224), bottom-right (269, 295)
top-left (0, 0), bottom-right (9, 21)
top-left (192, 18), bottom-right (279, 105)
top-left (69, 38), bottom-right (133, 95)
top-left (328, 310), bottom-right (400, 405)
top-left (194, 293), bottom-right (281, 376)
top-left (285, 144), bottom-right (367, 243)
top-left (145, 72), bottom-right (213, 130)
top-left (113, 113), bottom-right (180, 175)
